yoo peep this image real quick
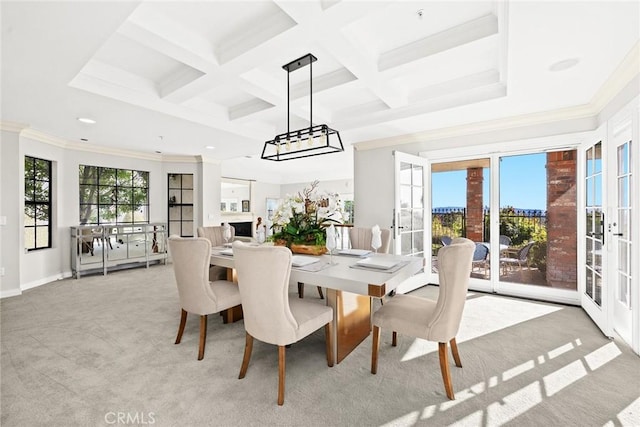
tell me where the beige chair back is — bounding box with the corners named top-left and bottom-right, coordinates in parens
top-left (427, 238), bottom-right (475, 342)
top-left (349, 227), bottom-right (392, 253)
top-left (232, 241), bottom-right (300, 346)
top-left (168, 236), bottom-right (219, 315)
top-left (197, 225), bottom-right (235, 247)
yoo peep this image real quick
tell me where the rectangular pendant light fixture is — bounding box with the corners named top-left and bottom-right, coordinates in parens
top-left (261, 53), bottom-right (344, 161)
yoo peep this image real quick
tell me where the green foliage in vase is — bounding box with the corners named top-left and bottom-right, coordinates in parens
top-left (270, 180), bottom-right (346, 246)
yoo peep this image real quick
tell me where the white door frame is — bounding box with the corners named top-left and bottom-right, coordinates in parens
top-left (579, 124), bottom-right (612, 337)
top-left (605, 102), bottom-right (639, 354)
top-left (609, 115), bottom-right (632, 345)
top-left (393, 151), bottom-right (429, 293)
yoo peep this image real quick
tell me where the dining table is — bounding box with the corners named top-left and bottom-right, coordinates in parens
top-left (210, 246), bottom-right (424, 364)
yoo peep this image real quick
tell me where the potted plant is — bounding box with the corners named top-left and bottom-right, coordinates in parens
top-left (270, 180), bottom-right (345, 255)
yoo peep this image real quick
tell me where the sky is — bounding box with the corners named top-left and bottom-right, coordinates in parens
top-left (431, 153), bottom-right (547, 210)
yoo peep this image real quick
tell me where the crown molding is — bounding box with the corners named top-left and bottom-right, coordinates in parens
top-left (20, 128), bottom-right (69, 148)
top-left (590, 40), bottom-right (639, 112)
top-left (65, 141), bottom-right (162, 161)
top-left (0, 121), bottom-right (28, 133)
top-left (18, 126), bottom-right (162, 161)
top-left (353, 102), bottom-right (596, 151)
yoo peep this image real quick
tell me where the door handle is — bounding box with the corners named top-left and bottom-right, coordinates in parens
top-left (613, 233), bottom-right (623, 236)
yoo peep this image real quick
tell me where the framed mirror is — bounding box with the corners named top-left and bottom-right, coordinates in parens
top-left (221, 178), bottom-right (251, 213)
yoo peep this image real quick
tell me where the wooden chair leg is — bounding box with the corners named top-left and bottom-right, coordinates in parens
top-left (297, 282), bottom-right (304, 299)
top-left (316, 286), bottom-right (324, 299)
top-left (439, 342), bottom-right (455, 400)
top-left (450, 337), bottom-right (462, 367)
top-left (239, 333), bottom-right (254, 379)
top-left (371, 325), bottom-right (380, 374)
top-left (325, 322), bottom-right (334, 367)
top-left (278, 345), bottom-right (286, 406)
top-left (175, 309), bottom-right (187, 344)
top-left (197, 315), bottom-right (207, 361)
top-left (392, 331), bottom-right (397, 347)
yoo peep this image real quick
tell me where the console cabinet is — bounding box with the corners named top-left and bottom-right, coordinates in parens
top-left (71, 223), bottom-right (167, 278)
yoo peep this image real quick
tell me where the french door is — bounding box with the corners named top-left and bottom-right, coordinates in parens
top-left (581, 139), bottom-right (610, 336)
top-left (393, 151), bottom-right (428, 293)
top-left (609, 120), bottom-right (633, 345)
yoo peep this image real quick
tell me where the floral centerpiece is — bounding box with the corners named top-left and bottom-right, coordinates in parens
top-left (271, 180), bottom-right (346, 254)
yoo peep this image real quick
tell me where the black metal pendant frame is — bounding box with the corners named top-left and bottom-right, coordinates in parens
top-left (261, 53), bottom-right (344, 161)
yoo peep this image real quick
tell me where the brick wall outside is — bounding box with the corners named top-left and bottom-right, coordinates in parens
top-left (466, 168), bottom-right (484, 242)
top-left (546, 151), bottom-right (577, 288)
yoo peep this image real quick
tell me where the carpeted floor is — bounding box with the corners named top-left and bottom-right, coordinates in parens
top-left (1, 264), bottom-right (638, 426)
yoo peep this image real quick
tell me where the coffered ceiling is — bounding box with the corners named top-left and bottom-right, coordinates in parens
top-left (1, 1), bottom-right (638, 183)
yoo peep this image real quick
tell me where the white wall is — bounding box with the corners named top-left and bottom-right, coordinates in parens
top-left (18, 136), bottom-right (168, 289)
top-left (1, 129), bottom-right (21, 297)
top-left (280, 179), bottom-right (353, 199)
top-left (353, 149), bottom-right (395, 229)
top-left (196, 159), bottom-right (221, 228)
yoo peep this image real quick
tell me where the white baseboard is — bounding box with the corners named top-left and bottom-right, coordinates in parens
top-left (0, 288), bottom-right (22, 299)
top-left (21, 271), bottom-right (73, 292)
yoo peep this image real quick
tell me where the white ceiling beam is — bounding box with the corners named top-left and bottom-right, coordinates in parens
top-left (409, 70), bottom-right (500, 103)
top-left (335, 82), bottom-right (507, 129)
top-left (379, 13), bottom-right (499, 71)
top-left (275, 0), bottom-right (407, 109)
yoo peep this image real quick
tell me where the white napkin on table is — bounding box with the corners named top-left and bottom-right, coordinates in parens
top-left (371, 224), bottom-right (382, 251)
top-left (222, 222), bottom-right (231, 241)
top-left (325, 224), bottom-right (337, 251)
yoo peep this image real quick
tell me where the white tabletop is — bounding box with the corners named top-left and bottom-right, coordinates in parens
top-left (210, 248), bottom-right (423, 297)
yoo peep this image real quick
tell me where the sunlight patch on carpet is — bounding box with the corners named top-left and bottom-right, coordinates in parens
top-left (401, 294), bottom-right (563, 362)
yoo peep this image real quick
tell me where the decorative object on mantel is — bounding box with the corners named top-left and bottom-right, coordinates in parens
top-left (261, 53), bottom-right (344, 161)
top-left (271, 180), bottom-right (346, 254)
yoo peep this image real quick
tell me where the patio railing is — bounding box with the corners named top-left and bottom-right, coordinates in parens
top-left (432, 207), bottom-right (547, 252)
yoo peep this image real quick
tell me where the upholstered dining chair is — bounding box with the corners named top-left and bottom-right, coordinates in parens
top-left (197, 225), bottom-right (236, 280)
top-left (232, 241), bottom-right (334, 406)
top-left (168, 236), bottom-right (241, 360)
top-left (349, 227), bottom-right (392, 254)
top-left (370, 237), bottom-right (475, 400)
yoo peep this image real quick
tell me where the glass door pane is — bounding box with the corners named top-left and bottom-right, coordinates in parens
top-left (612, 133), bottom-right (633, 344)
top-left (431, 158), bottom-right (491, 282)
top-left (585, 143), bottom-right (604, 305)
top-left (497, 153), bottom-right (560, 288)
top-left (398, 161), bottom-right (424, 256)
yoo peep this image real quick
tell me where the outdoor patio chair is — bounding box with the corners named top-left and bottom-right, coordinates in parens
top-left (472, 243), bottom-right (489, 276)
top-left (441, 236), bottom-right (453, 246)
top-left (500, 241), bottom-right (535, 278)
top-left (499, 235), bottom-right (512, 246)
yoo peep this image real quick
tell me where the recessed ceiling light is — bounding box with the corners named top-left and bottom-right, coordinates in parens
top-left (77, 117), bottom-right (96, 124)
top-left (549, 58), bottom-right (580, 72)
top-left (206, 145), bottom-right (215, 150)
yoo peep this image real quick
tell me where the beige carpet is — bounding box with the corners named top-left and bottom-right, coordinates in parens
top-left (1, 264), bottom-right (639, 426)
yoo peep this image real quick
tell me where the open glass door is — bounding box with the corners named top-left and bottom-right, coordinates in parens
top-left (582, 140), bottom-right (611, 336)
top-left (393, 151), bottom-right (428, 293)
